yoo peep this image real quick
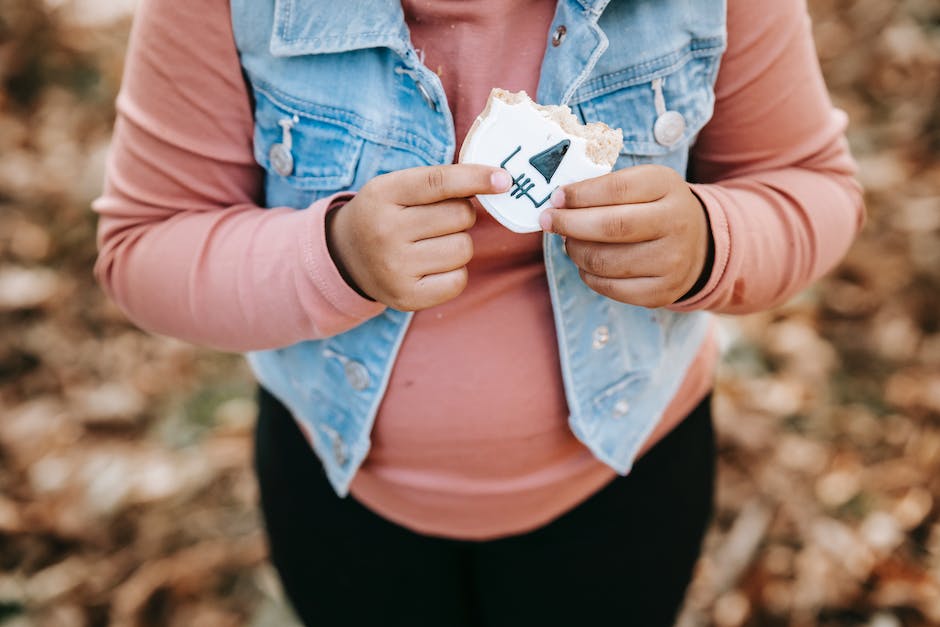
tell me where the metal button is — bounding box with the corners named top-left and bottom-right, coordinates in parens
top-left (269, 143), bottom-right (294, 176)
top-left (551, 25), bottom-right (567, 47)
top-left (592, 325), bottom-right (610, 349)
top-left (318, 423), bottom-right (348, 466)
top-left (332, 436), bottom-right (348, 466)
top-left (415, 81), bottom-right (437, 110)
top-left (653, 110), bottom-right (686, 147)
top-left (613, 399), bottom-right (630, 418)
top-left (344, 361), bottom-right (371, 391)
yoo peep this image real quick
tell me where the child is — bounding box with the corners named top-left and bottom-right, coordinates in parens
top-left (94, 0), bottom-right (864, 624)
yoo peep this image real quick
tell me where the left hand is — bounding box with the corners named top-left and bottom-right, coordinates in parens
top-left (538, 164), bottom-right (711, 308)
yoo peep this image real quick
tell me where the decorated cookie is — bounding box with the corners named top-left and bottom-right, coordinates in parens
top-left (459, 89), bottom-right (623, 233)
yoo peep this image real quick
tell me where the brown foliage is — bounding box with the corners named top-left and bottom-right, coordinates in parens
top-left (0, 0), bottom-right (938, 625)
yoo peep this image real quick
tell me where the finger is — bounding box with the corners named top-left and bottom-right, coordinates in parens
top-left (379, 164), bottom-right (512, 206)
top-left (409, 267), bottom-right (469, 310)
top-left (409, 232), bottom-right (474, 276)
top-left (541, 202), bottom-right (667, 242)
top-left (564, 239), bottom-right (665, 279)
top-left (578, 271), bottom-right (676, 308)
top-left (404, 200), bottom-right (477, 241)
top-left (553, 165), bottom-right (674, 209)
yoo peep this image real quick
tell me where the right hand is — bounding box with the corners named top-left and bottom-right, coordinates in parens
top-left (326, 164), bottom-right (512, 311)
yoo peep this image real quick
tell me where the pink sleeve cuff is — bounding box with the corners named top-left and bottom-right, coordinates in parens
top-left (667, 184), bottom-right (731, 312)
top-left (298, 192), bottom-right (386, 321)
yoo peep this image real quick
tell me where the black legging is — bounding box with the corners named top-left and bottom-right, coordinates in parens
top-left (254, 387), bottom-right (715, 627)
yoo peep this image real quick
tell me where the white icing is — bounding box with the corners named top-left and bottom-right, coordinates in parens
top-left (461, 99), bottom-right (612, 233)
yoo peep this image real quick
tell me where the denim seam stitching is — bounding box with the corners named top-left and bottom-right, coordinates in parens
top-left (574, 43), bottom-right (724, 101)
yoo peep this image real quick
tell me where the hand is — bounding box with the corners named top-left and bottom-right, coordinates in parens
top-left (539, 165), bottom-right (711, 308)
top-left (327, 164), bottom-right (512, 311)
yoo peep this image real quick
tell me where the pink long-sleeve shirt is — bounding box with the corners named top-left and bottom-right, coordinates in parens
top-left (94, 0), bottom-right (864, 540)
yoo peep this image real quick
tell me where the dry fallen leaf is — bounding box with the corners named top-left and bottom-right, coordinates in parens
top-left (1, 0), bottom-right (938, 625)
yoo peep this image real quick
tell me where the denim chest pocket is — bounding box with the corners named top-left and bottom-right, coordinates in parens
top-left (252, 86), bottom-right (367, 205)
top-left (573, 47), bottom-right (722, 170)
top-left (252, 85), bottom-right (442, 207)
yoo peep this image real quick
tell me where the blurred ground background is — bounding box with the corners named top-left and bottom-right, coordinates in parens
top-left (0, 0), bottom-right (938, 625)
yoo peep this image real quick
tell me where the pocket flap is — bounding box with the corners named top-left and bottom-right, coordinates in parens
top-left (253, 87), bottom-right (364, 190)
top-left (574, 44), bottom-right (723, 157)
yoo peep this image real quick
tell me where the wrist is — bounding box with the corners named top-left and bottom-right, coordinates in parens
top-left (324, 201), bottom-right (375, 302)
top-left (676, 188), bottom-right (714, 303)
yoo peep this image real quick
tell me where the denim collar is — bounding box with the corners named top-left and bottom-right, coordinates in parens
top-left (574, 0), bottom-right (612, 16)
top-left (270, 0), bottom-right (611, 57)
top-left (270, 0), bottom-right (411, 56)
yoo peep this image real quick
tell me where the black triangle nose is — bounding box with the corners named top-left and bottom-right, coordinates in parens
top-left (528, 139), bottom-right (571, 184)
top-left (529, 139), bottom-right (571, 183)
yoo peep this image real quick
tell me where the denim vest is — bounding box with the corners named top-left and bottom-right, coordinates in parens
top-left (231, 0), bottom-right (726, 496)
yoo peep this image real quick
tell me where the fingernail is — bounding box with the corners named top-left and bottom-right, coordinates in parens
top-left (491, 170), bottom-right (512, 192)
top-left (538, 210), bottom-right (553, 232)
top-left (550, 188), bottom-right (565, 208)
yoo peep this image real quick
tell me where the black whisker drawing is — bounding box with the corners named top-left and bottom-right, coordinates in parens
top-left (498, 139), bottom-right (570, 209)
